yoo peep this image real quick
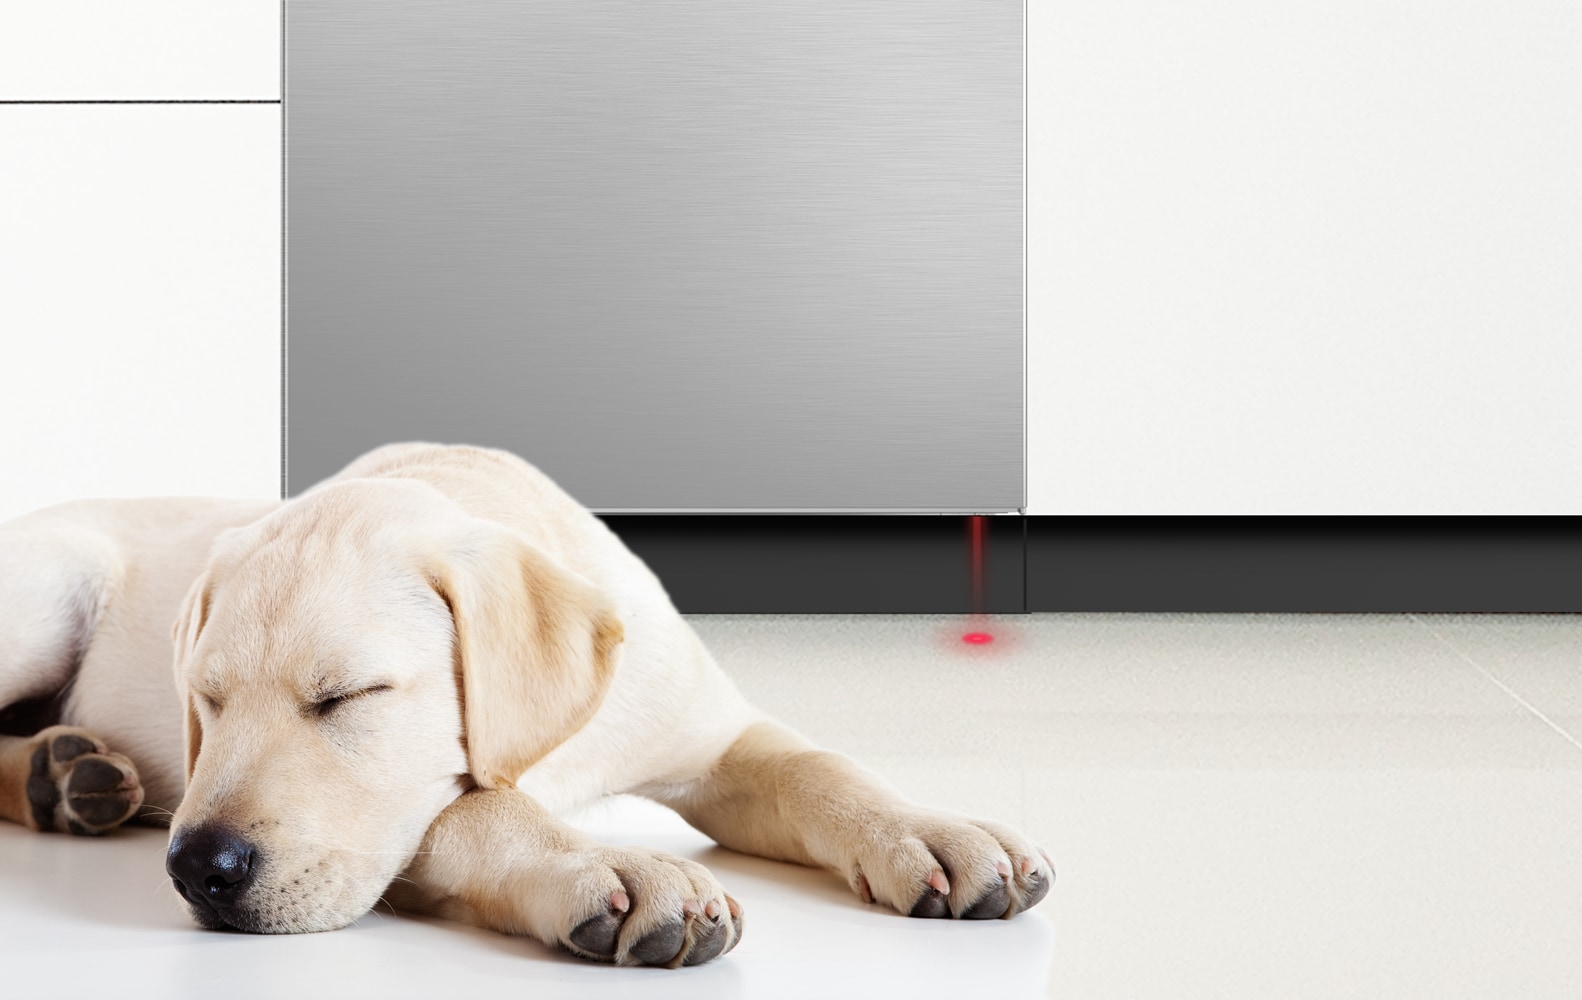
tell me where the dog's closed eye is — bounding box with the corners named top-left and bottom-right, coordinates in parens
top-left (310, 684), bottom-right (394, 718)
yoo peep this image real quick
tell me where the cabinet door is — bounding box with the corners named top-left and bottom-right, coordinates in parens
top-left (1028, 0), bottom-right (1582, 515)
top-left (286, 1), bottom-right (1023, 511)
top-left (0, 105), bottom-right (279, 522)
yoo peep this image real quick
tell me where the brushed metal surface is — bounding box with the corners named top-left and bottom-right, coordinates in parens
top-left (286, 0), bottom-right (1023, 511)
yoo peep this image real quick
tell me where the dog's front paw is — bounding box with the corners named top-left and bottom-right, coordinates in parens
top-left (845, 813), bottom-right (1052, 920)
top-left (559, 847), bottom-right (743, 967)
top-left (25, 726), bottom-right (144, 835)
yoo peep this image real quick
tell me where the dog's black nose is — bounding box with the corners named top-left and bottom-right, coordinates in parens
top-left (167, 825), bottom-right (259, 908)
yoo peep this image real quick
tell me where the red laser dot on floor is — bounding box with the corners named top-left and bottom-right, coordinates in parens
top-left (962, 631), bottom-right (993, 645)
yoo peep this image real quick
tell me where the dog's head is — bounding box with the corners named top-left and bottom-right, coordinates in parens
top-left (164, 478), bottom-right (622, 933)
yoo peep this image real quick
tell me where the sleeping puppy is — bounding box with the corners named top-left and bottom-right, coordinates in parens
top-left (0, 443), bottom-right (1051, 967)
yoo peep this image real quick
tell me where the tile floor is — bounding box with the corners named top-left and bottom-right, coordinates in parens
top-left (2, 613), bottom-right (1578, 998)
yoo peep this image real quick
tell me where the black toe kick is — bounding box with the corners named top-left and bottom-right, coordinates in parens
top-left (600, 515), bottom-right (1025, 615)
top-left (599, 515), bottom-right (1582, 614)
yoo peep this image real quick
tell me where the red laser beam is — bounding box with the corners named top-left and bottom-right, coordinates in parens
top-left (969, 515), bottom-right (987, 615)
top-left (964, 515), bottom-right (993, 645)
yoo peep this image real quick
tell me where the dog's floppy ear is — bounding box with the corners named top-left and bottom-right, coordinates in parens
top-left (429, 523), bottom-right (624, 790)
top-left (170, 570), bottom-right (211, 783)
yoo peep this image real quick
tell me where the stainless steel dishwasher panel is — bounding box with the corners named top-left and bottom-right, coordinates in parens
top-left (286, 0), bottom-right (1024, 511)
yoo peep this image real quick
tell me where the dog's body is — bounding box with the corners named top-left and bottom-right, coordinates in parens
top-left (0, 444), bottom-right (1049, 966)
top-left (0, 496), bottom-right (280, 820)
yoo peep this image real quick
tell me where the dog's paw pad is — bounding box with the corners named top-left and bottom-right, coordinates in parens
top-left (49, 734), bottom-right (99, 764)
top-left (568, 901), bottom-right (626, 959)
top-left (682, 909), bottom-right (732, 966)
top-left (1019, 865), bottom-right (1052, 911)
top-left (908, 887), bottom-right (952, 918)
top-left (724, 896), bottom-right (744, 954)
top-left (630, 921), bottom-right (687, 966)
top-left (960, 878), bottom-right (1011, 920)
top-left (908, 869), bottom-right (952, 919)
top-left (25, 727), bottom-right (143, 835)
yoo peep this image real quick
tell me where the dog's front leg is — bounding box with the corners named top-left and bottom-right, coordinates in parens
top-left (385, 787), bottom-right (743, 967)
top-left (650, 720), bottom-right (1053, 921)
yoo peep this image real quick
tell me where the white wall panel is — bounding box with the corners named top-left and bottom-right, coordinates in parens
top-left (1027, 1), bottom-right (1582, 514)
top-left (0, 3), bottom-right (278, 100)
top-left (0, 105), bottom-right (280, 522)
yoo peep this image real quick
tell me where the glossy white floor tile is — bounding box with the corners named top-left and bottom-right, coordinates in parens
top-left (2, 613), bottom-right (1578, 998)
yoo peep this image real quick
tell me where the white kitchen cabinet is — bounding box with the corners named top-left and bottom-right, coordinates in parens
top-left (3, 3), bottom-right (1579, 520)
top-left (0, 3), bottom-right (278, 100)
top-left (0, 105), bottom-right (280, 522)
top-left (1026, 0), bottom-right (1582, 514)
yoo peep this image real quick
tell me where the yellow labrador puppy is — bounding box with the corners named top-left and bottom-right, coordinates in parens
top-left (0, 443), bottom-right (1051, 967)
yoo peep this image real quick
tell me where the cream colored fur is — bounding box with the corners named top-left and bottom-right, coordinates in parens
top-left (0, 444), bottom-right (1050, 967)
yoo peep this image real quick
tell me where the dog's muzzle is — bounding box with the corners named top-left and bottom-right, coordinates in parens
top-left (167, 824), bottom-right (263, 930)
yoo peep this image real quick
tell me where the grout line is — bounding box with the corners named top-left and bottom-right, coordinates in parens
top-left (1409, 613), bottom-right (1582, 755)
